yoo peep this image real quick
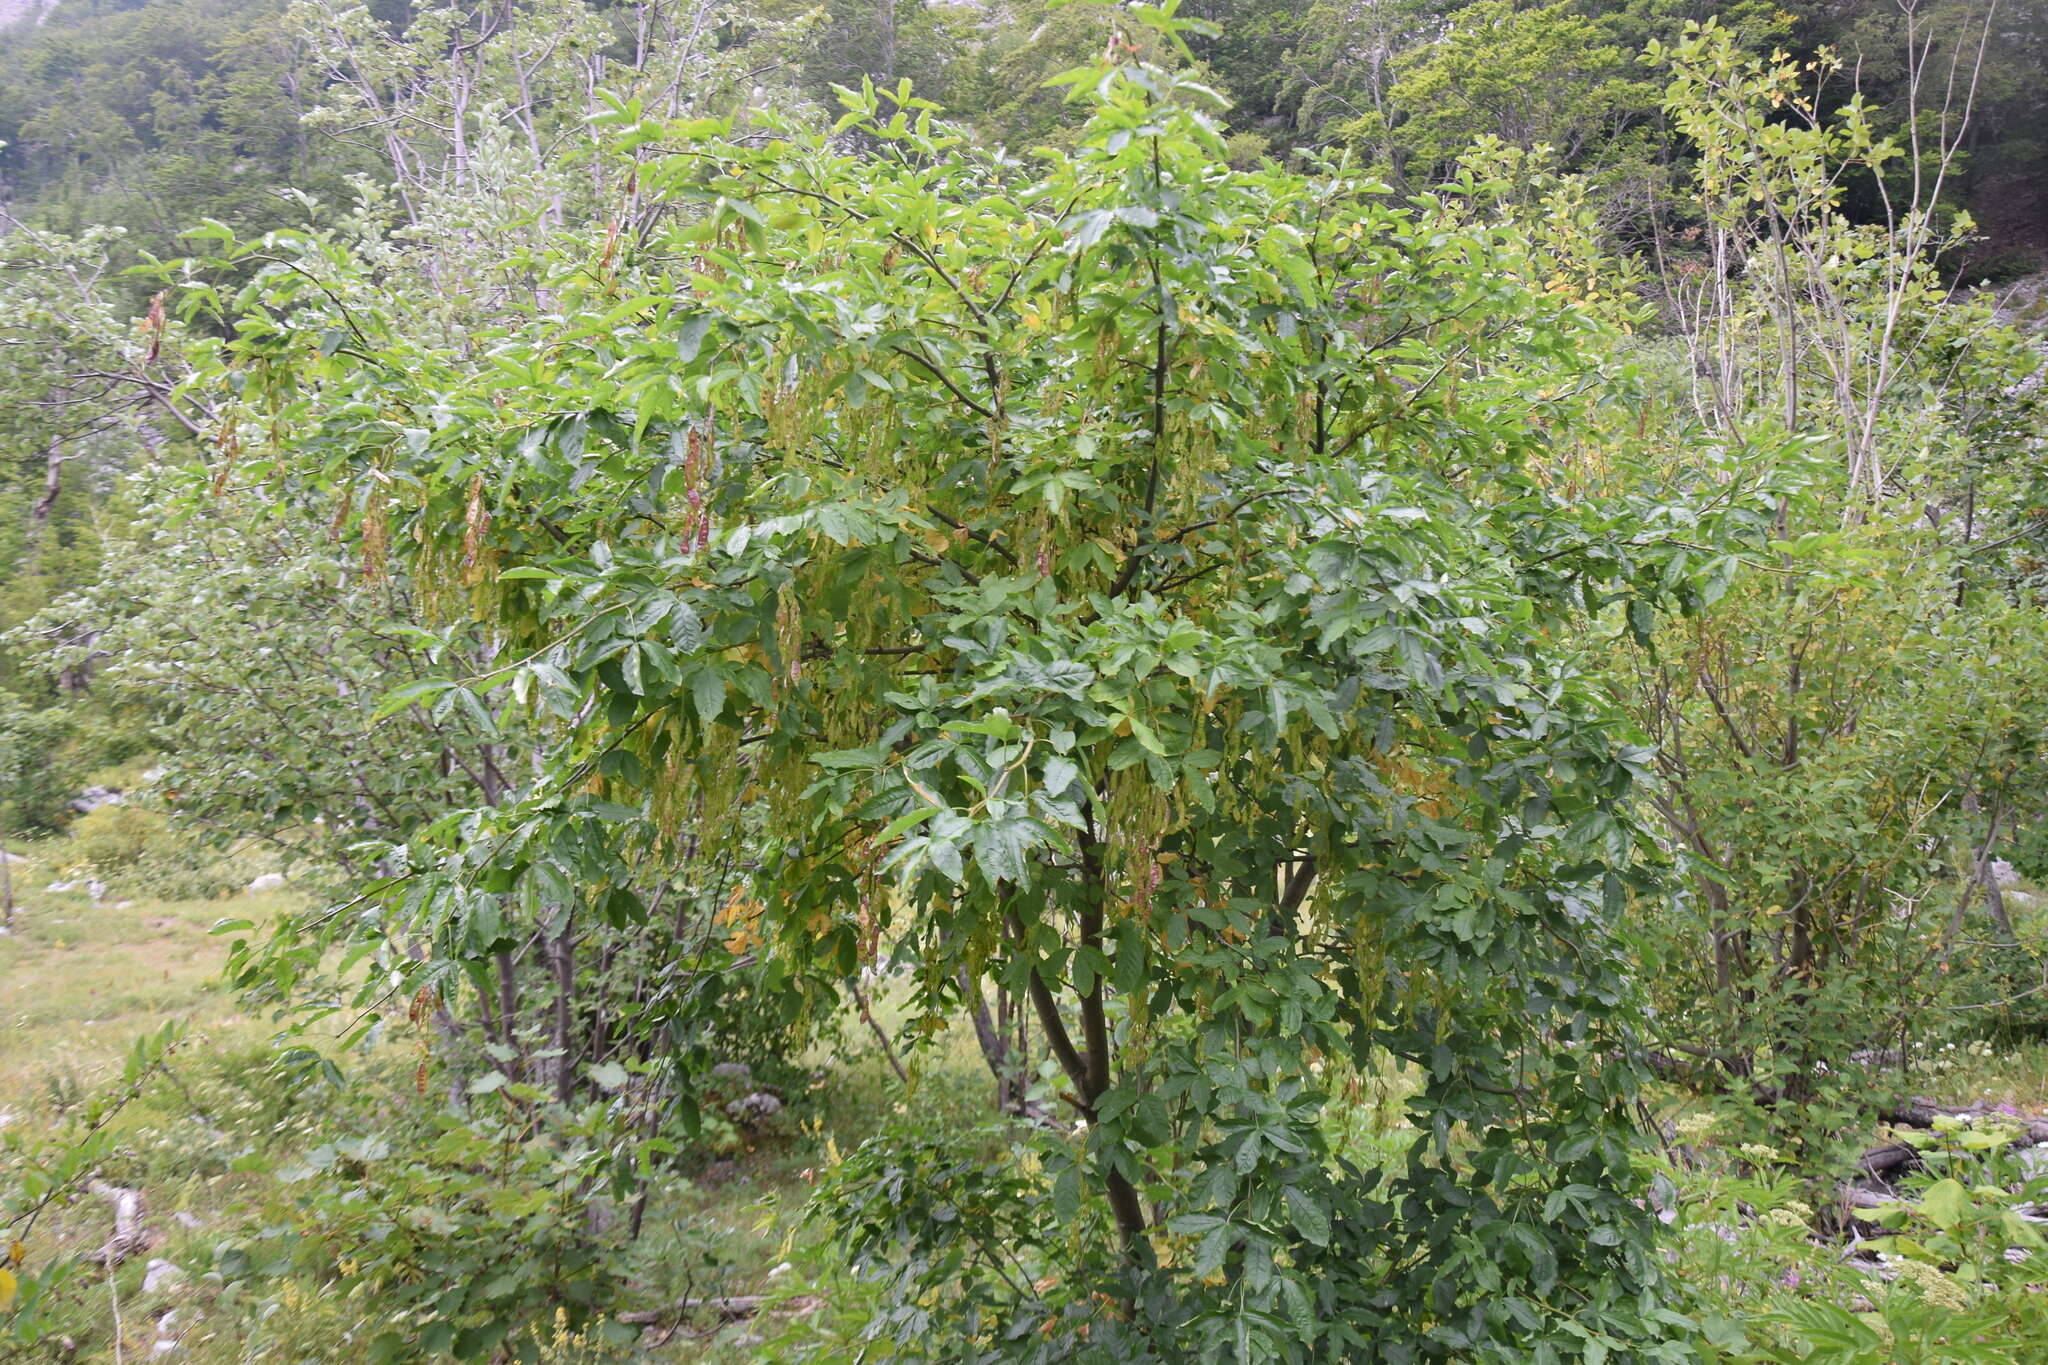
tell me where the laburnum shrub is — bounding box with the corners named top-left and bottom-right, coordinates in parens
top-left (195, 14), bottom-right (1704, 1360)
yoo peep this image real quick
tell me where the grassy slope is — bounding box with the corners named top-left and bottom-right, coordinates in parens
top-left (1, 869), bottom-right (282, 1101)
top-left (1, 843), bottom-right (303, 1360)
top-left (0, 838), bottom-right (955, 1363)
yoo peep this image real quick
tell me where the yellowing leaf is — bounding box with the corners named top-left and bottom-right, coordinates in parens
top-left (0, 1266), bottom-right (17, 1313)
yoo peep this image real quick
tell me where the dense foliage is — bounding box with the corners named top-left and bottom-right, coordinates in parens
top-left (187, 26), bottom-right (1748, 1350)
top-left (0, 0), bottom-right (2044, 1360)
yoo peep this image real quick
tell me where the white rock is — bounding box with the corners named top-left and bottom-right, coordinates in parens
top-left (173, 1210), bottom-right (203, 1230)
top-left (725, 1091), bottom-right (784, 1124)
top-left (768, 1261), bottom-right (794, 1279)
top-left (1992, 859), bottom-right (2019, 888)
top-left (68, 786), bottom-right (125, 815)
top-left (245, 873), bottom-right (286, 894)
top-left (115, 900), bottom-right (134, 910)
top-left (45, 880), bottom-right (75, 893)
top-left (86, 880), bottom-right (107, 904)
top-left (152, 1309), bottom-right (183, 1355)
top-left (142, 1259), bottom-right (183, 1294)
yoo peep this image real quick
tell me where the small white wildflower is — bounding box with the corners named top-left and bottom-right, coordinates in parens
top-left (1882, 1254), bottom-right (1971, 1311)
top-left (1673, 1112), bottom-right (1717, 1141)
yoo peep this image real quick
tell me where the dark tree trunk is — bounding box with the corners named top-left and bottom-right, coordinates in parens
top-left (495, 947), bottom-right (522, 1076)
top-left (552, 909), bottom-right (577, 1103)
top-left (961, 972), bottom-right (1030, 1115)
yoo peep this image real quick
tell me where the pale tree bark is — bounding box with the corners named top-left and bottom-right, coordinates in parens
top-left (30, 435), bottom-right (64, 523)
top-left (1, 824), bottom-right (15, 932)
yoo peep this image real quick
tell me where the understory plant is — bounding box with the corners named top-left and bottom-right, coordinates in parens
top-left (1653, 1107), bottom-right (2048, 1363)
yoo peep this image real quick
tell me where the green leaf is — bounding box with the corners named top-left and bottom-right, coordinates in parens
top-left (877, 805), bottom-right (940, 842)
top-left (971, 818), bottom-right (1034, 889)
top-left (1192, 1223), bottom-right (1235, 1277)
top-left (926, 836), bottom-right (964, 884)
top-left (1919, 1177), bottom-right (1968, 1231)
top-left (689, 666), bottom-right (725, 725)
top-left (1048, 757), bottom-right (1081, 802)
top-left (1053, 1164), bottom-right (1080, 1222)
top-left (453, 1321), bottom-right (509, 1360)
top-left (1283, 1186), bottom-right (1331, 1247)
top-left (372, 677), bottom-right (456, 722)
top-left (1626, 598), bottom-right (1653, 648)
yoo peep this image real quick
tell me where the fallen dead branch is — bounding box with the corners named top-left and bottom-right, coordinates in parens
top-left (617, 1292), bottom-right (824, 1327)
top-left (617, 1294), bottom-right (772, 1326)
top-left (618, 1292), bottom-right (824, 1347)
top-left (1845, 1099), bottom-right (2048, 1200)
top-left (83, 1181), bottom-right (150, 1268)
top-left (1879, 1098), bottom-right (2048, 1145)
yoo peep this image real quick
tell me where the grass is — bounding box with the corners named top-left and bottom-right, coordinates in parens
top-left (17, 826), bottom-right (2048, 1362)
top-left (1, 858), bottom-right (284, 1101)
top-left (1, 837), bottom-right (310, 1361)
top-left (0, 832), bottom-right (993, 1363)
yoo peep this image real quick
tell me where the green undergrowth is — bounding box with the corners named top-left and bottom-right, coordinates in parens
top-left (0, 836), bottom-right (981, 1361)
top-left (9, 837), bottom-right (2048, 1362)
top-left (1651, 1105), bottom-right (2048, 1363)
